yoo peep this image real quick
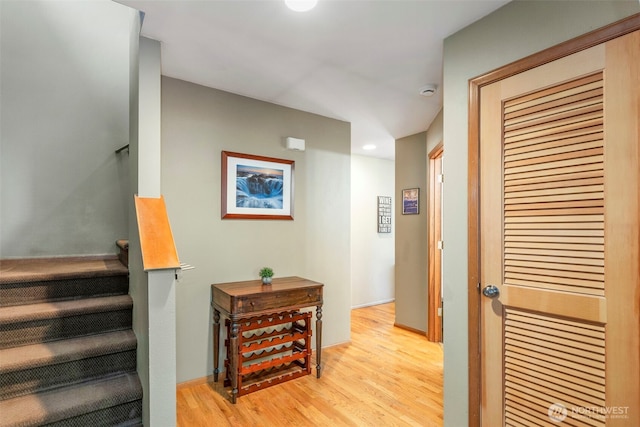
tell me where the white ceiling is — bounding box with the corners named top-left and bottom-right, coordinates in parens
top-left (120, 0), bottom-right (510, 159)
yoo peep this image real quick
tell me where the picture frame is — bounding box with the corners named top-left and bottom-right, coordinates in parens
top-left (221, 151), bottom-right (294, 220)
top-left (402, 188), bottom-right (420, 215)
top-left (378, 196), bottom-right (392, 233)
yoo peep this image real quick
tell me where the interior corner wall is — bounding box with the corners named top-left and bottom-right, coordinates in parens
top-left (0, 0), bottom-right (132, 258)
top-left (159, 77), bottom-right (352, 383)
top-left (441, 2), bottom-right (640, 426)
top-left (394, 132), bottom-right (428, 332)
top-left (350, 154), bottom-right (395, 308)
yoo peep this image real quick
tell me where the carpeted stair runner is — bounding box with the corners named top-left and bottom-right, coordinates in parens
top-left (0, 295), bottom-right (133, 349)
top-left (0, 257), bottom-right (142, 426)
top-left (0, 373), bottom-right (142, 427)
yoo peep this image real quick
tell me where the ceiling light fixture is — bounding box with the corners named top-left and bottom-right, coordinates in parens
top-left (285, 0), bottom-right (318, 12)
top-left (363, 144), bottom-right (376, 150)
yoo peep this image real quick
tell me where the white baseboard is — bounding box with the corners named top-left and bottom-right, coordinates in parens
top-left (351, 298), bottom-right (395, 309)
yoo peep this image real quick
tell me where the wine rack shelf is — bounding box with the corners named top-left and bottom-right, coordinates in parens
top-left (223, 310), bottom-right (313, 396)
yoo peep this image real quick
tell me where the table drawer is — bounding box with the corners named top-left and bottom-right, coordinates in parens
top-left (234, 287), bottom-right (322, 315)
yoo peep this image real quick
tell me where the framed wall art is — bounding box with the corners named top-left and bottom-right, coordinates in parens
top-left (402, 188), bottom-right (420, 215)
top-left (378, 196), bottom-right (392, 233)
top-left (221, 151), bottom-right (294, 220)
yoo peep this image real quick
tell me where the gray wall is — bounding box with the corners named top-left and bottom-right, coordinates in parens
top-left (393, 109), bottom-right (443, 333)
top-left (441, 2), bottom-right (640, 426)
top-left (351, 154), bottom-right (395, 308)
top-left (0, 0), bottom-right (133, 258)
top-left (394, 132), bottom-right (428, 331)
top-left (160, 77), bottom-right (352, 383)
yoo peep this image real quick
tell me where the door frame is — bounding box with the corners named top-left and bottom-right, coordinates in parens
top-left (428, 143), bottom-right (443, 342)
top-left (466, 13), bottom-right (640, 426)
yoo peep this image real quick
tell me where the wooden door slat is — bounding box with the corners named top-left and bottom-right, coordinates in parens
top-left (504, 234), bottom-right (603, 243)
top-left (503, 277), bottom-right (603, 293)
top-left (506, 325), bottom-right (604, 356)
top-left (504, 118), bottom-right (602, 144)
top-left (505, 207), bottom-right (604, 217)
top-left (505, 111), bottom-right (603, 140)
top-left (505, 344), bottom-right (604, 379)
top-left (504, 79), bottom-right (602, 114)
top-left (505, 265), bottom-right (603, 282)
top-left (505, 375), bottom-right (603, 413)
top-left (504, 152), bottom-right (603, 175)
top-left (505, 182), bottom-right (604, 196)
top-left (505, 241), bottom-right (603, 251)
top-left (507, 368), bottom-right (606, 407)
top-left (504, 253), bottom-right (604, 267)
top-left (505, 147), bottom-right (603, 170)
top-left (503, 125), bottom-right (603, 151)
top-left (504, 164), bottom-right (603, 184)
top-left (505, 337), bottom-right (604, 369)
top-left (504, 96), bottom-right (602, 129)
top-left (506, 353), bottom-right (604, 386)
top-left (505, 259), bottom-right (604, 274)
top-left (506, 315), bottom-right (604, 340)
top-left (504, 402), bottom-right (558, 427)
top-left (505, 228), bottom-right (604, 237)
top-left (505, 131), bottom-right (602, 157)
top-left (505, 139), bottom-right (603, 164)
top-left (505, 176), bottom-right (603, 193)
top-left (502, 279), bottom-right (601, 296)
top-left (503, 72), bottom-right (602, 110)
top-left (505, 223), bottom-right (603, 231)
top-left (505, 214), bottom-right (603, 223)
top-left (504, 279), bottom-right (603, 296)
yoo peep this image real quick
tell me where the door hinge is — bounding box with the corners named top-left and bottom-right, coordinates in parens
top-left (437, 240), bottom-right (444, 250)
top-left (437, 307), bottom-right (443, 317)
top-left (437, 173), bottom-right (444, 183)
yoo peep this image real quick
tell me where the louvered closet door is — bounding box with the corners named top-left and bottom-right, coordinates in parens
top-left (480, 31), bottom-right (639, 426)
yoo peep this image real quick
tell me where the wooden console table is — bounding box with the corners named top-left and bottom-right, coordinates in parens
top-left (211, 276), bottom-right (323, 403)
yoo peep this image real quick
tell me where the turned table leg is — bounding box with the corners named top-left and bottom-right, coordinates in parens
top-left (213, 309), bottom-right (220, 382)
top-left (316, 305), bottom-right (323, 378)
top-left (229, 319), bottom-right (240, 404)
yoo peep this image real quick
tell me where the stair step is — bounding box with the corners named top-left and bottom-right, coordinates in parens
top-left (0, 295), bottom-right (132, 349)
top-left (0, 330), bottom-right (137, 400)
top-left (0, 276), bottom-right (129, 307)
top-left (0, 372), bottom-right (142, 427)
top-left (0, 257), bottom-right (128, 307)
top-left (0, 257), bottom-right (128, 284)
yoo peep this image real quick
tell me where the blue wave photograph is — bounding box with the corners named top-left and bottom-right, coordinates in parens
top-left (236, 165), bottom-right (284, 209)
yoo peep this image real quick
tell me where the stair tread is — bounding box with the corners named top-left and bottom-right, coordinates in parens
top-left (0, 256), bottom-right (127, 285)
top-left (0, 372), bottom-right (142, 427)
top-left (0, 330), bottom-right (137, 374)
top-left (0, 295), bottom-right (132, 324)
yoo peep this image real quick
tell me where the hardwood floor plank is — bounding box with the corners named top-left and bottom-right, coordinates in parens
top-left (176, 303), bottom-right (443, 426)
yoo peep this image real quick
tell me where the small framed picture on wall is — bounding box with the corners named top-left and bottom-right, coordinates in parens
top-left (402, 188), bottom-right (419, 215)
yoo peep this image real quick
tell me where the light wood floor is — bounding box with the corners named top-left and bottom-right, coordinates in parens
top-left (176, 303), bottom-right (443, 426)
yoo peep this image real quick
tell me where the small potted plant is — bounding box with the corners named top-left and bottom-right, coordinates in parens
top-left (259, 267), bottom-right (274, 285)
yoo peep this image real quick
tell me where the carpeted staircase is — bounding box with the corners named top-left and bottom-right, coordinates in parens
top-left (0, 256), bottom-right (142, 426)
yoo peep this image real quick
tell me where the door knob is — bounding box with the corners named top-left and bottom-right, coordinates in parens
top-left (482, 285), bottom-right (499, 298)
